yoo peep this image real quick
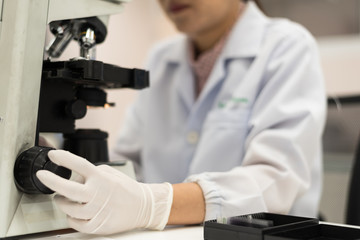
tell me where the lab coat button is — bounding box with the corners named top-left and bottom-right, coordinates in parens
top-left (187, 131), bottom-right (199, 144)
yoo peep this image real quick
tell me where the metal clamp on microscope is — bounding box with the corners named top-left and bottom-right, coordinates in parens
top-left (14, 17), bottom-right (149, 194)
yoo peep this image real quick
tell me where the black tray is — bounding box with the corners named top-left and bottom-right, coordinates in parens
top-left (264, 223), bottom-right (360, 240)
top-left (204, 212), bottom-right (319, 240)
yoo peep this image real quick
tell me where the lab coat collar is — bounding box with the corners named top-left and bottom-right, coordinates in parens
top-left (164, 34), bottom-right (189, 65)
top-left (196, 2), bottom-right (269, 107)
top-left (222, 1), bottom-right (269, 59)
top-left (168, 2), bottom-right (269, 111)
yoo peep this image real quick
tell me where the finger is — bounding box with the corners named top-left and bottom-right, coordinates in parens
top-left (97, 164), bottom-right (130, 179)
top-left (71, 172), bottom-right (85, 184)
top-left (67, 216), bottom-right (103, 234)
top-left (66, 217), bottom-right (89, 233)
top-left (54, 195), bottom-right (97, 220)
top-left (48, 150), bottom-right (97, 177)
top-left (97, 164), bottom-right (122, 175)
top-left (37, 170), bottom-right (91, 203)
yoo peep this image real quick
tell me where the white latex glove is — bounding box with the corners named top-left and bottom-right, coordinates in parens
top-left (36, 150), bottom-right (173, 235)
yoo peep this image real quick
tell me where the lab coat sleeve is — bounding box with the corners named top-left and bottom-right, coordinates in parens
top-left (186, 29), bottom-right (326, 220)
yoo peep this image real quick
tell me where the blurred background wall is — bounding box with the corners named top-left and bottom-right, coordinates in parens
top-left (47, 0), bottom-right (360, 224)
top-left (261, 0), bottom-right (360, 96)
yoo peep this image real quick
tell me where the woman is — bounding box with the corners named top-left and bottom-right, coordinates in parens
top-left (37, 0), bottom-right (326, 235)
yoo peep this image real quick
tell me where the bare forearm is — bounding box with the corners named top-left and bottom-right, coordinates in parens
top-left (167, 182), bottom-right (205, 225)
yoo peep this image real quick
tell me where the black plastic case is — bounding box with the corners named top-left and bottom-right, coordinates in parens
top-left (204, 212), bottom-right (319, 240)
top-left (265, 223), bottom-right (360, 240)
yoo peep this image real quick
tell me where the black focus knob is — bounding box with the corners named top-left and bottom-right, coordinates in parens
top-left (66, 99), bottom-right (87, 119)
top-left (14, 146), bottom-right (71, 194)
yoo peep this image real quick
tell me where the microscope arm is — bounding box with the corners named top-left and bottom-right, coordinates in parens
top-left (47, 0), bottom-right (129, 23)
top-left (0, 0), bottom-right (132, 237)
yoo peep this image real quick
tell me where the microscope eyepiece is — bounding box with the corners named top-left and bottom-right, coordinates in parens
top-left (46, 17), bottom-right (107, 60)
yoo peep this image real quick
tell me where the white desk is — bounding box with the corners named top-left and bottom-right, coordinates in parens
top-left (24, 226), bottom-right (203, 240)
top-left (20, 222), bottom-right (360, 239)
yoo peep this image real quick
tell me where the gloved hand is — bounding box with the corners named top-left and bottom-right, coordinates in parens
top-left (36, 150), bottom-right (173, 235)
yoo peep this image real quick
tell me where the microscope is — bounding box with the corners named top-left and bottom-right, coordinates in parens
top-left (0, 0), bottom-right (148, 238)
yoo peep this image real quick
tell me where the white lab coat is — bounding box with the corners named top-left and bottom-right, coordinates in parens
top-left (111, 2), bottom-right (326, 220)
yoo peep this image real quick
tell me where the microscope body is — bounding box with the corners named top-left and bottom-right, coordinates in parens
top-left (0, 0), bottom-right (143, 238)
